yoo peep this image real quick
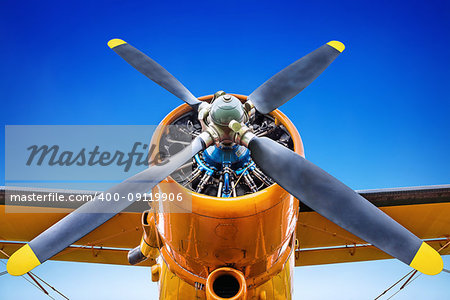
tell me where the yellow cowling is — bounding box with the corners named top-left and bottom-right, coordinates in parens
top-left (148, 95), bottom-right (302, 299)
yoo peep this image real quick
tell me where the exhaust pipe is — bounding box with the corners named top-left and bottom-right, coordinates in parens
top-left (206, 267), bottom-right (247, 300)
top-left (128, 210), bottom-right (160, 265)
top-left (127, 245), bottom-right (147, 265)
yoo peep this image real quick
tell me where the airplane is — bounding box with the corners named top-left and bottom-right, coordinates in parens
top-left (1, 39), bottom-right (449, 299)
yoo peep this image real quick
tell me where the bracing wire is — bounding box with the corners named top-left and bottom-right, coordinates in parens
top-left (374, 240), bottom-right (450, 299)
top-left (0, 259), bottom-right (54, 299)
top-left (0, 248), bottom-right (68, 299)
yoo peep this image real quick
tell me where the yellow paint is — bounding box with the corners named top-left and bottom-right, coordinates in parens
top-left (158, 259), bottom-right (206, 299)
top-left (151, 264), bottom-right (161, 282)
top-left (327, 41), bottom-right (345, 52)
top-left (107, 38), bottom-right (127, 49)
top-left (5, 93), bottom-right (447, 299)
top-left (156, 252), bottom-right (294, 299)
top-left (140, 238), bottom-right (159, 265)
top-left (409, 242), bottom-right (443, 275)
top-left (151, 94), bottom-right (302, 288)
top-left (6, 244), bottom-right (41, 276)
top-left (259, 291), bottom-right (267, 300)
top-left (296, 202), bottom-right (450, 265)
top-left (206, 267), bottom-right (247, 300)
top-left (140, 237), bottom-right (152, 256)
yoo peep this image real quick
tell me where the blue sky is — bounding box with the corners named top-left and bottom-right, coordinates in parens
top-left (1, 0), bottom-right (449, 299)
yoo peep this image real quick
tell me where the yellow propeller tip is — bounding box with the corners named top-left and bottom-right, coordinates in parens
top-left (409, 242), bottom-right (443, 275)
top-left (327, 41), bottom-right (345, 52)
top-left (6, 244), bottom-right (41, 276)
top-left (108, 38), bottom-right (127, 49)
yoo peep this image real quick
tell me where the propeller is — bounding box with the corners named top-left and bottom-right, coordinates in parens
top-left (6, 135), bottom-right (209, 276)
top-left (246, 134), bottom-right (443, 275)
top-left (248, 41), bottom-right (344, 114)
top-left (7, 39), bottom-right (443, 278)
top-left (108, 39), bottom-right (202, 108)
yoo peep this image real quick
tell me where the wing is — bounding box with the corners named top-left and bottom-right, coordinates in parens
top-left (0, 187), bottom-right (153, 266)
top-left (295, 185), bottom-right (450, 266)
top-left (3, 186), bottom-right (449, 268)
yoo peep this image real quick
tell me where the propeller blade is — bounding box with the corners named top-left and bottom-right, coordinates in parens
top-left (108, 39), bottom-right (202, 107)
top-left (248, 41), bottom-right (345, 114)
top-left (7, 135), bottom-right (207, 276)
top-left (248, 136), bottom-right (443, 275)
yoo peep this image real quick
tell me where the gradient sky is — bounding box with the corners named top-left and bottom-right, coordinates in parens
top-left (1, 0), bottom-right (449, 299)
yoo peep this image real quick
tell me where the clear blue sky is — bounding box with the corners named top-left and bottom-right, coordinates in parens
top-left (1, 0), bottom-right (449, 299)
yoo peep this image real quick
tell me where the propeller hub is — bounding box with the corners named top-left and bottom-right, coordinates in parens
top-left (210, 94), bottom-right (245, 126)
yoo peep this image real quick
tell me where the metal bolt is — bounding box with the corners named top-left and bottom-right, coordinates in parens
top-left (228, 120), bottom-right (242, 132)
top-left (223, 94), bottom-right (232, 102)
